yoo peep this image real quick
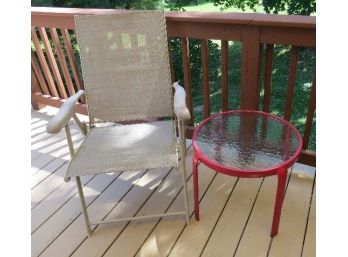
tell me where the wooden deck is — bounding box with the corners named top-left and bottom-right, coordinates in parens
top-left (31, 107), bottom-right (316, 257)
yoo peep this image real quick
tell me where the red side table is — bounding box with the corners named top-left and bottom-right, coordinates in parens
top-left (192, 110), bottom-right (302, 237)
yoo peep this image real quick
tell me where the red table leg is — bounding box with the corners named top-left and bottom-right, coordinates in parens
top-left (193, 156), bottom-right (200, 220)
top-left (271, 167), bottom-right (287, 237)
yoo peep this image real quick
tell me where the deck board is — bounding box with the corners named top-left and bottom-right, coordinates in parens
top-left (31, 107), bottom-right (315, 257)
top-left (71, 168), bottom-right (172, 257)
top-left (102, 147), bottom-right (193, 257)
top-left (302, 183), bottom-right (316, 257)
top-left (40, 170), bottom-right (146, 257)
top-left (233, 175), bottom-right (279, 257)
top-left (167, 172), bottom-right (238, 257)
top-left (31, 162), bottom-right (68, 209)
top-left (134, 154), bottom-right (216, 257)
top-left (201, 177), bottom-right (264, 257)
top-left (31, 173), bottom-right (118, 256)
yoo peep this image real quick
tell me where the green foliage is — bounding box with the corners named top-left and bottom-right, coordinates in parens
top-left (212, 0), bottom-right (316, 15)
top-left (169, 38), bottom-right (221, 95)
top-left (263, 0), bottom-right (316, 15)
top-left (32, 0), bottom-right (161, 9)
top-left (165, 0), bottom-right (198, 11)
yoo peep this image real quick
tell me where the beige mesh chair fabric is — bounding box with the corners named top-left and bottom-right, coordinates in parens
top-left (75, 11), bottom-right (173, 122)
top-left (66, 120), bottom-right (177, 177)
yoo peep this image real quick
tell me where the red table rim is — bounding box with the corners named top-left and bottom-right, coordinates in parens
top-left (192, 110), bottom-right (303, 176)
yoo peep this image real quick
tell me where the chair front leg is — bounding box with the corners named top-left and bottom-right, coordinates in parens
top-left (76, 176), bottom-right (92, 236)
top-left (178, 121), bottom-right (190, 225)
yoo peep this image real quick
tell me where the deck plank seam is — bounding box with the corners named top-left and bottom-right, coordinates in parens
top-left (132, 170), bottom-right (194, 257)
top-left (38, 173), bottom-right (121, 256)
top-left (233, 177), bottom-right (266, 257)
top-left (32, 175), bottom-right (97, 235)
top-left (166, 170), bottom-right (219, 257)
top-left (31, 160), bottom-right (69, 210)
top-left (300, 173), bottom-right (316, 257)
top-left (31, 156), bottom-right (57, 177)
top-left (68, 169), bottom-right (143, 256)
top-left (31, 158), bottom-right (69, 190)
top-left (32, 130), bottom-right (81, 152)
top-left (33, 135), bottom-right (84, 160)
top-left (199, 177), bottom-right (240, 257)
top-left (100, 167), bottom-right (174, 257)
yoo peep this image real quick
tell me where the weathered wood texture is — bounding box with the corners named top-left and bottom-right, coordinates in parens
top-left (31, 8), bottom-right (316, 166)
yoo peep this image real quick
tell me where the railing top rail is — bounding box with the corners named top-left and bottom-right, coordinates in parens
top-left (31, 7), bottom-right (315, 29)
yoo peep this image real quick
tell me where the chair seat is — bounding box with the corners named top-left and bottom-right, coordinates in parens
top-left (66, 120), bottom-right (178, 178)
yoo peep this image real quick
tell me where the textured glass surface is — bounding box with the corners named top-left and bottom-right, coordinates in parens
top-left (195, 112), bottom-right (300, 171)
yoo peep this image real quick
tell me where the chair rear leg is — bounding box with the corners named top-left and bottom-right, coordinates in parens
top-left (179, 163), bottom-right (190, 225)
top-left (76, 176), bottom-right (92, 236)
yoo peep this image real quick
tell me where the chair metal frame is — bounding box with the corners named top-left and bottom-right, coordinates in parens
top-left (46, 12), bottom-right (191, 237)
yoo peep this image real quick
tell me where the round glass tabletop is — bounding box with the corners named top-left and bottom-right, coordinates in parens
top-left (192, 110), bottom-right (302, 172)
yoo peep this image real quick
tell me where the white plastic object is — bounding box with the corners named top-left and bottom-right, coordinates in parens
top-left (46, 90), bottom-right (85, 134)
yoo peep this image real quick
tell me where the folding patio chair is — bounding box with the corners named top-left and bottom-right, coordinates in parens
top-left (46, 11), bottom-right (190, 236)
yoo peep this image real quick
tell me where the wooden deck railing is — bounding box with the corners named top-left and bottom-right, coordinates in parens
top-left (31, 7), bottom-right (316, 166)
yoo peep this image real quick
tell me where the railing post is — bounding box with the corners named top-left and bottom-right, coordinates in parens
top-left (241, 25), bottom-right (261, 110)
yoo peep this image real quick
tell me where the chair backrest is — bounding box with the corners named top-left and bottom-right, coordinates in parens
top-left (75, 11), bottom-right (173, 123)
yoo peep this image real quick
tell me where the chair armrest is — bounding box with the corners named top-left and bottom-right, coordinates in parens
top-left (173, 82), bottom-right (191, 121)
top-left (46, 90), bottom-right (85, 134)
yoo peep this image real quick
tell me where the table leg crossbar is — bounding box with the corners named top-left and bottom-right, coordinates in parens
top-left (90, 212), bottom-right (186, 226)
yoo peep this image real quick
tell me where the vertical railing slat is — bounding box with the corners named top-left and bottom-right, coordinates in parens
top-left (303, 72), bottom-right (316, 149)
top-left (31, 51), bottom-right (50, 95)
top-left (221, 40), bottom-right (229, 111)
top-left (31, 69), bottom-right (46, 110)
top-left (62, 29), bottom-right (84, 92)
top-left (201, 39), bottom-right (210, 118)
top-left (181, 37), bottom-right (194, 125)
top-left (38, 27), bottom-right (68, 99)
top-left (31, 68), bottom-right (41, 93)
top-left (167, 39), bottom-right (175, 83)
top-left (31, 28), bottom-right (58, 97)
top-left (263, 44), bottom-right (274, 112)
top-left (50, 28), bottom-right (76, 97)
top-left (284, 46), bottom-right (299, 121)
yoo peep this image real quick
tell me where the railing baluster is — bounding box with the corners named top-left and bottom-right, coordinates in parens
top-left (167, 39), bottom-right (175, 83)
top-left (38, 27), bottom-right (68, 99)
top-left (50, 28), bottom-right (76, 97)
top-left (31, 68), bottom-right (41, 93)
top-left (31, 51), bottom-right (50, 95)
top-left (201, 39), bottom-right (210, 118)
top-left (221, 40), bottom-right (229, 111)
top-left (284, 46), bottom-right (299, 121)
top-left (263, 44), bottom-right (274, 112)
top-left (62, 29), bottom-right (84, 92)
top-left (31, 69), bottom-right (46, 110)
top-left (303, 71), bottom-right (316, 149)
top-left (181, 37), bottom-right (194, 125)
top-left (31, 28), bottom-right (58, 97)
